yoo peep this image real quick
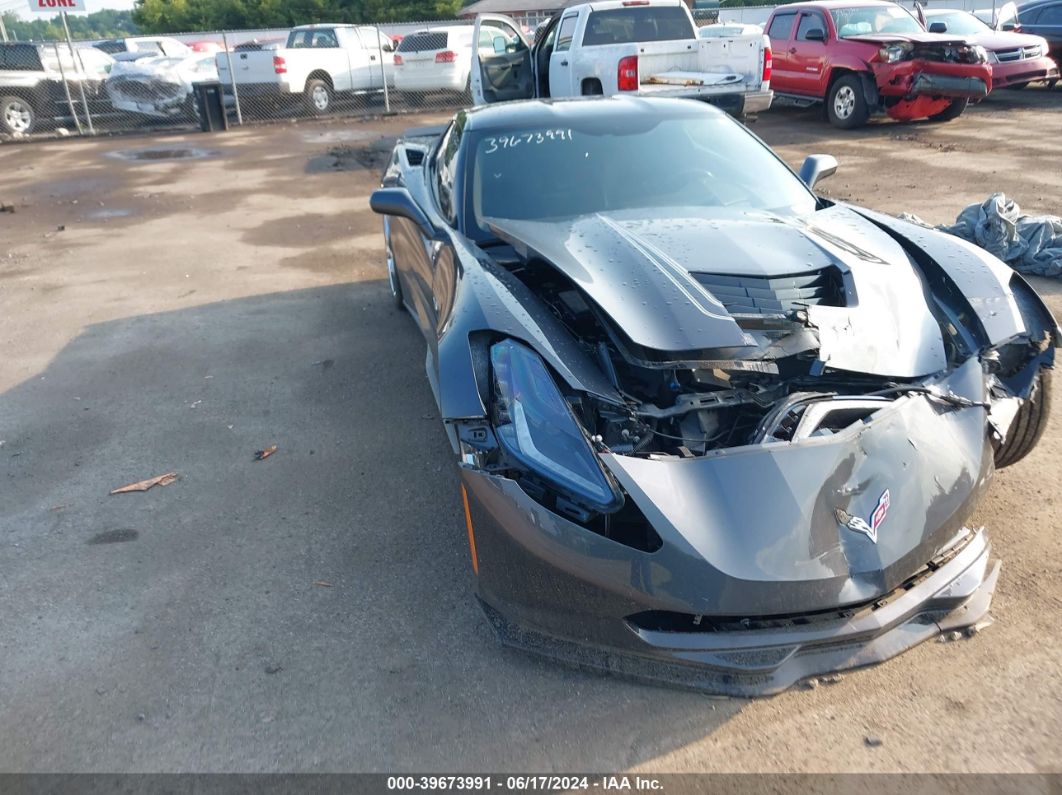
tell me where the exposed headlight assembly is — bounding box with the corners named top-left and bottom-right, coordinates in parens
top-left (972, 44), bottom-right (990, 63)
top-left (491, 339), bottom-right (622, 513)
top-left (878, 42), bottom-right (913, 62)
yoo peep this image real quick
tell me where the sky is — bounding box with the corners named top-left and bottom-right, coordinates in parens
top-left (1, 0), bottom-right (136, 19)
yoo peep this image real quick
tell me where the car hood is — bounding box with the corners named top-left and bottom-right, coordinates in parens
top-left (965, 30), bottom-right (1048, 50)
top-left (844, 31), bottom-right (974, 46)
top-left (486, 204), bottom-right (946, 378)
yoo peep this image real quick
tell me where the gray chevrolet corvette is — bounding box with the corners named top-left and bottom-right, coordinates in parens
top-left (370, 96), bottom-right (1057, 695)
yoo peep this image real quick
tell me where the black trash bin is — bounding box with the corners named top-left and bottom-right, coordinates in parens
top-left (192, 81), bottom-right (228, 133)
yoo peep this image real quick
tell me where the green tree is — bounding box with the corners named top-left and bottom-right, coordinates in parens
top-left (1, 9), bottom-right (139, 41)
top-left (131, 0), bottom-right (462, 32)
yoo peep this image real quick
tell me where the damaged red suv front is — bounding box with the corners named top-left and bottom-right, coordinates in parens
top-left (766, 1), bottom-right (992, 128)
top-left (866, 33), bottom-right (992, 120)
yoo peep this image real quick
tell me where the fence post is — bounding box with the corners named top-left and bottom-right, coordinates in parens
top-left (377, 31), bottom-right (391, 114)
top-left (221, 32), bottom-right (244, 125)
top-left (52, 43), bottom-right (83, 136)
top-left (60, 11), bottom-right (95, 135)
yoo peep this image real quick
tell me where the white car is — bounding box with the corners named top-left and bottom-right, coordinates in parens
top-left (393, 25), bottom-right (506, 94)
top-left (698, 22), bottom-right (764, 38)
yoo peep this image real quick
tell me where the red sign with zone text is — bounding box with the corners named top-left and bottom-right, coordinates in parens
top-left (28, 0), bottom-right (87, 13)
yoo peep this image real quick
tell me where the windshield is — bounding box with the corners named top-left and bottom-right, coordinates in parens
top-left (830, 6), bottom-right (923, 36)
top-left (927, 11), bottom-right (990, 34)
top-left (466, 113), bottom-right (816, 241)
top-left (582, 6), bottom-right (695, 45)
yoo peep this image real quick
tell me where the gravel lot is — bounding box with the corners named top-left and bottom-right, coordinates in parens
top-left (1, 88), bottom-right (1060, 774)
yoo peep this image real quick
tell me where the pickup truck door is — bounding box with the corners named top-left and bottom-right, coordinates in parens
top-left (356, 27), bottom-right (395, 90)
top-left (765, 10), bottom-right (799, 93)
top-left (788, 11), bottom-right (830, 95)
top-left (547, 12), bottom-right (580, 96)
top-left (471, 14), bottom-right (536, 105)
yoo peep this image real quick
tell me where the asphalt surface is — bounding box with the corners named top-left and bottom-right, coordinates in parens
top-left (1, 87), bottom-right (1060, 773)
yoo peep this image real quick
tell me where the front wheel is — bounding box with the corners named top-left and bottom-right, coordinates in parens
top-left (826, 75), bottom-right (870, 129)
top-left (1, 95), bottom-right (36, 135)
top-left (928, 97), bottom-right (968, 122)
top-left (995, 370), bottom-right (1052, 468)
top-left (304, 79), bottom-right (333, 115)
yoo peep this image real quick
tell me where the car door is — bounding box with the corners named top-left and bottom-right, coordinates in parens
top-left (307, 28), bottom-right (353, 92)
top-left (789, 10), bottom-right (830, 95)
top-left (547, 12), bottom-right (579, 97)
top-left (395, 121), bottom-right (461, 338)
top-left (470, 13), bottom-right (535, 105)
top-left (765, 10), bottom-right (799, 92)
top-left (353, 27), bottom-right (389, 90)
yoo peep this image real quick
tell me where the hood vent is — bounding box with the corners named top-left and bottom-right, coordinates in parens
top-left (691, 267), bottom-right (846, 316)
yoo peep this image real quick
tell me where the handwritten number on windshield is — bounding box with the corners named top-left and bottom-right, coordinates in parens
top-left (484, 129), bottom-right (573, 154)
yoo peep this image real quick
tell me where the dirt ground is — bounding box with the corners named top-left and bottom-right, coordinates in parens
top-left (1, 87), bottom-right (1060, 774)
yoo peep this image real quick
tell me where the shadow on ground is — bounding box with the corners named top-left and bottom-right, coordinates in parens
top-left (0, 282), bottom-right (741, 772)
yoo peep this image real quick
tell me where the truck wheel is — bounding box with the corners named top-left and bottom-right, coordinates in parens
top-left (928, 97), bottom-right (968, 122)
top-left (1, 96), bottom-right (36, 135)
top-left (826, 75), bottom-right (869, 129)
top-left (995, 370), bottom-right (1052, 468)
top-left (305, 79), bottom-right (333, 115)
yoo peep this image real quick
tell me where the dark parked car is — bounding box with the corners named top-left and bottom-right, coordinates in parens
top-left (370, 96), bottom-right (1057, 696)
top-left (1015, 0), bottom-right (1062, 64)
top-left (1, 43), bottom-right (113, 135)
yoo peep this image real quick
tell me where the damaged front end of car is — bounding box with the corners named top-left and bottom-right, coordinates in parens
top-left (443, 205), bottom-right (1056, 695)
top-left (866, 37), bottom-right (992, 119)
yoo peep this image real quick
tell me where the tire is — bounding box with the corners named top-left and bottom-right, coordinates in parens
top-left (826, 75), bottom-right (870, 129)
top-left (304, 78), bottom-right (333, 116)
top-left (384, 217), bottom-right (404, 310)
top-left (1, 95), bottom-right (36, 135)
top-left (928, 97), bottom-right (969, 122)
top-left (995, 370), bottom-right (1052, 468)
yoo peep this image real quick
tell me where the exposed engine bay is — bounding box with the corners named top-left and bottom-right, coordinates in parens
top-left (456, 214), bottom-right (1054, 537)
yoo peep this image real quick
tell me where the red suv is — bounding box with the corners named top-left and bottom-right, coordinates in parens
top-left (765, 0), bottom-right (993, 128)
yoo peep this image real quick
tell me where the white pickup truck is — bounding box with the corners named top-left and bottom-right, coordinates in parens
top-left (471, 0), bottom-right (773, 118)
top-left (216, 24), bottom-right (395, 115)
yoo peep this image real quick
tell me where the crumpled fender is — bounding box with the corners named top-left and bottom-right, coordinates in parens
top-left (434, 231), bottom-right (622, 423)
top-left (851, 206), bottom-right (1052, 346)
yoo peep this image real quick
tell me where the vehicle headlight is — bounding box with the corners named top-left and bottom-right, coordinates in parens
top-left (491, 339), bottom-right (622, 513)
top-left (878, 42), bottom-right (913, 63)
top-left (972, 44), bottom-right (990, 63)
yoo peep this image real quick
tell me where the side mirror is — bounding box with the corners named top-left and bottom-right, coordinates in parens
top-left (493, 35), bottom-right (507, 53)
top-left (799, 154), bottom-right (838, 189)
top-left (1000, 21), bottom-right (1017, 30)
top-left (929, 21), bottom-right (947, 33)
top-left (804, 28), bottom-right (826, 41)
top-left (370, 188), bottom-right (438, 240)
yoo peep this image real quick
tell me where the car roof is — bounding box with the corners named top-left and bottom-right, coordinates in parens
top-left (462, 96), bottom-right (725, 134)
top-left (405, 25), bottom-right (474, 35)
top-left (776, 0), bottom-right (902, 9)
top-left (923, 7), bottom-right (974, 13)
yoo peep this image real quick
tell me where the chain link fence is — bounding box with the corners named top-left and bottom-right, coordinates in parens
top-left (1, 18), bottom-right (499, 142)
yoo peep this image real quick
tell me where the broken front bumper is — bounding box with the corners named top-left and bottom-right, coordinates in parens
top-left (465, 466), bottom-right (999, 696)
top-left (910, 72), bottom-right (990, 98)
top-left (876, 61), bottom-right (992, 98)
